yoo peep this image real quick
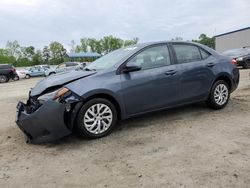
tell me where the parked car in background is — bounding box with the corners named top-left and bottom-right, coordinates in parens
top-left (36, 64), bottom-right (51, 70)
top-left (0, 64), bottom-right (19, 83)
top-left (16, 69), bottom-right (27, 79)
top-left (25, 66), bottom-right (48, 78)
top-left (222, 47), bottom-right (250, 69)
top-left (16, 41), bottom-right (239, 143)
top-left (45, 62), bottom-right (81, 76)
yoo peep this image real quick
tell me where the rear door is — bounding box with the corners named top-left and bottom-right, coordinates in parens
top-left (120, 44), bottom-right (181, 115)
top-left (171, 43), bottom-right (214, 103)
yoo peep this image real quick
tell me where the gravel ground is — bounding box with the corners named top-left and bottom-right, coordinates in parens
top-left (0, 70), bottom-right (250, 188)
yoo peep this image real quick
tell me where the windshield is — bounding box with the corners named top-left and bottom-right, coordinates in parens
top-left (222, 48), bottom-right (250, 57)
top-left (85, 47), bottom-right (137, 70)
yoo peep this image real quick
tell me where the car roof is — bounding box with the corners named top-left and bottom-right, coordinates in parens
top-left (130, 41), bottom-right (218, 56)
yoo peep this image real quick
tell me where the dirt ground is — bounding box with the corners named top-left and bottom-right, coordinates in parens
top-left (0, 70), bottom-right (250, 188)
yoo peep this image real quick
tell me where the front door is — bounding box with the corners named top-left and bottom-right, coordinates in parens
top-left (120, 45), bottom-right (181, 115)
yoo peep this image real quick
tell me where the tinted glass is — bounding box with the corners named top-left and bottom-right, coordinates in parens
top-left (0, 64), bottom-right (12, 69)
top-left (200, 49), bottom-right (210, 59)
top-left (127, 45), bottom-right (171, 70)
top-left (173, 44), bottom-right (201, 63)
top-left (86, 47), bottom-right (137, 70)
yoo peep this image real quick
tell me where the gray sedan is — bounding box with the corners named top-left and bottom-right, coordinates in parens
top-left (16, 41), bottom-right (239, 144)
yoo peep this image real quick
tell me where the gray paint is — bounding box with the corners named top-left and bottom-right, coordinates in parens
top-left (215, 28), bottom-right (250, 53)
top-left (17, 41), bottom-right (240, 143)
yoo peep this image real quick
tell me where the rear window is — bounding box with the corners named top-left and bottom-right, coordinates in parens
top-left (200, 49), bottom-right (210, 59)
top-left (173, 44), bottom-right (202, 63)
top-left (65, 62), bottom-right (78, 67)
top-left (0, 64), bottom-right (12, 69)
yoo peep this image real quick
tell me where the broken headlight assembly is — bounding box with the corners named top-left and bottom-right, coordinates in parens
top-left (38, 87), bottom-right (70, 102)
top-left (38, 87), bottom-right (81, 111)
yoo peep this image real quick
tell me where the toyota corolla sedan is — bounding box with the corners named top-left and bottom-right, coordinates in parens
top-left (16, 41), bottom-right (239, 144)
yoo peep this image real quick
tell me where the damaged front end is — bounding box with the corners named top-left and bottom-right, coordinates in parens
top-left (16, 87), bottom-right (82, 144)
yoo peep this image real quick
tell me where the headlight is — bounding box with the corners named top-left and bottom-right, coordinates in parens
top-left (38, 87), bottom-right (69, 101)
top-left (236, 57), bottom-right (243, 61)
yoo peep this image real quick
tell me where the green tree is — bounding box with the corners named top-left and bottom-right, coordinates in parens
top-left (32, 50), bottom-right (43, 65)
top-left (88, 38), bottom-right (102, 54)
top-left (6, 40), bottom-right (21, 59)
top-left (75, 38), bottom-right (88, 53)
top-left (100, 35), bottom-right (123, 54)
top-left (49, 42), bottom-right (66, 64)
top-left (0, 48), bottom-right (16, 65)
top-left (42, 46), bottom-right (50, 63)
top-left (123, 37), bottom-right (138, 47)
top-left (22, 46), bottom-right (35, 60)
top-left (193, 34), bottom-right (215, 49)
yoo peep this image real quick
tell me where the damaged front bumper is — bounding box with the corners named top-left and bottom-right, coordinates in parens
top-left (16, 100), bottom-right (72, 144)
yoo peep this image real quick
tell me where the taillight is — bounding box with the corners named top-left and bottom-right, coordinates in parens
top-left (231, 59), bottom-right (237, 66)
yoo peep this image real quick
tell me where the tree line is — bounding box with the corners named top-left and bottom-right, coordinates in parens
top-left (0, 34), bottom-right (214, 67)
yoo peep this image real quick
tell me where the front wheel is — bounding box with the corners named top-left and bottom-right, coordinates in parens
top-left (13, 75), bottom-right (19, 81)
top-left (76, 98), bottom-right (117, 139)
top-left (207, 80), bottom-right (230, 110)
top-left (25, 74), bottom-right (30, 79)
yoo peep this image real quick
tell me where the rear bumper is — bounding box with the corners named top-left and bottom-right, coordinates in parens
top-left (231, 67), bottom-right (240, 92)
top-left (16, 100), bottom-right (71, 144)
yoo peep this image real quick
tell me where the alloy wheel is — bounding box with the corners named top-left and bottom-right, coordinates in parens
top-left (83, 103), bottom-right (113, 135)
top-left (214, 84), bottom-right (229, 106)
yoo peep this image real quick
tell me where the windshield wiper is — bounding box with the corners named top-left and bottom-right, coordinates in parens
top-left (84, 67), bottom-right (96, 71)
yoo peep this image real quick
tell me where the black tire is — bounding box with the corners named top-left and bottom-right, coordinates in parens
top-left (207, 80), bottom-right (230, 110)
top-left (242, 60), bottom-right (250, 69)
top-left (0, 75), bottom-right (9, 83)
top-left (49, 72), bottom-right (56, 76)
top-left (76, 98), bottom-right (117, 139)
top-left (25, 74), bottom-right (30, 79)
top-left (13, 75), bottom-right (19, 81)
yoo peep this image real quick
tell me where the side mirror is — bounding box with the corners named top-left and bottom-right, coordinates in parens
top-left (123, 65), bottom-right (141, 73)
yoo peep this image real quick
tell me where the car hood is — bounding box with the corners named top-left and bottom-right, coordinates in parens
top-left (30, 70), bottom-right (96, 96)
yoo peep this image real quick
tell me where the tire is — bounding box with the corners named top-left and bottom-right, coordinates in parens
top-left (49, 72), bottom-right (56, 76)
top-left (25, 74), bottom-right (30, 79)
top-left (13, 75), bottom-right (19, 81)
top-left (76, 98), bottom-right (117, 139)
top-left (0, 75), bottom-right (9, 83)
top-left (242, 60), bottom-right (250, 69)
top-left (207, 80), bottom-right (230, 110)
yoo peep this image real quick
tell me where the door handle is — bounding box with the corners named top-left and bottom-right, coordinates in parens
top-left (207, 62), bottom-right (215, 67)
top-left (165, 70), bottom-right (177, 75)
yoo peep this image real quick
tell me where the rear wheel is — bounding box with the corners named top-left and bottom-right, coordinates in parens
top-left (207, 80), bottom-right (230, 109)
top-left (0, 75), bottom-right (9, 83)
top-left (242, 60), bottom-right (250, 69)
top-left (76, 98), bottom-right (117, 139)
top-left (13, 75), bottom-right (19, 81)
top-left (25, 74), bottom-right (30, 79)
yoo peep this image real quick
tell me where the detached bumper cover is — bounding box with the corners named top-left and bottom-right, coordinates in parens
top-left (16, 100), bottom-right (71, 144)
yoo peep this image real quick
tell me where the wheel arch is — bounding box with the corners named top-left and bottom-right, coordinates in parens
top-left (69, 92), bottom-right (122, 131)
top-left (83, 93), bottom-right (122, 121)
top-left (212, 73), bottom-right (232, 92)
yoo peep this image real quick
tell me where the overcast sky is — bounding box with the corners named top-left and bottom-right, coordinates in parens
top-left (0, 0), bottom-right (249, 49)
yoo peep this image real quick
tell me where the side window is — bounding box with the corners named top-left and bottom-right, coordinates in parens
top-left (200, 48), bottom-right (210, 59)
top-left (127, 45), bottom-right (171, 70)
top-left (173, 44), bottom-right (202, 64)
top-left (58, 64), bottom-right (66, 68)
